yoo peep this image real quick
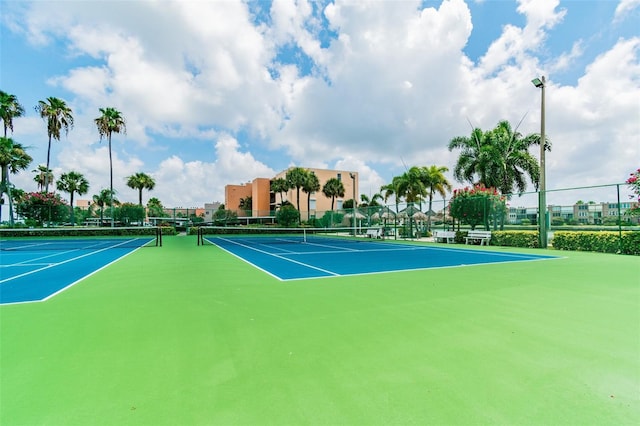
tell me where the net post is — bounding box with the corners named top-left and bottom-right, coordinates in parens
top-left (157, 226), bottom-right (162, 247)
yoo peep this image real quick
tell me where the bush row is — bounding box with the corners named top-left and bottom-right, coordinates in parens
top-left (451, 230), bottom-right (639, 255)
top-left (552, 231), bottom-right (640, 255)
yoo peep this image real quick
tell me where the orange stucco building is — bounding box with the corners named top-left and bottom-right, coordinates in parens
top-left (225, 168), bottom-right (358, 218)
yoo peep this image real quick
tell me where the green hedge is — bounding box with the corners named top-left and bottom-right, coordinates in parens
top-left (552, 231), bottom-right (640, 255)
top-left (491, 231), bottom-right (539, 248)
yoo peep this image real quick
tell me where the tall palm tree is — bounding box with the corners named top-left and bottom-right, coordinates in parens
top-left (92, 189), bottom-right (118, 226)
top-left (95, 107), bottom-right (126, 227)
top-left (380, 175), bottom-right (405, 213)
top-left (57, 171), bottom-right (89, 225)
top-left (0, 91), bottom-right (25, 137)
top-left (302, 171), bottom-right (320, 221)
top-left (398, 167), bottom-right (427, 204)
top-left (322, 177), bottom-right (345, 210)
top-left (419, 165), bottom-right (452, 231)
top-left (484, 120), bottom-right (545, 196)
top-left (0, 137), bottom-right (32, 225)
top-left (270, 177), bottom-right (289, 207)
top-left (360, 193), bottom-right (383, 207)
top-left (33, 165), bottom-right (54, 192)
top-left (35, 97), bottom-right (74, 192)
top-left (126, 172), bottom-right (156, 206)
top-left (448, 120), bottom-right (548, 197)
top-left (285, 167), bottom-right (308, 213)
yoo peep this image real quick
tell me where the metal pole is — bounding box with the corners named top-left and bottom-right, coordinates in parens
top-left (350, 173), bottom-right (356, 237)
top-left (534, 76), bottom-right (548, 248)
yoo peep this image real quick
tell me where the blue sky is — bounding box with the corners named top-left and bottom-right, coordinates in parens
top-left (1, 0), bottom-right (639, 210)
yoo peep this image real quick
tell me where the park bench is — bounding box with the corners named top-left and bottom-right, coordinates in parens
top-left (366, 228), bottom-right (382, 239)
top-left (465, 230), bottom-right (492, 246)
top-left (433, 230), bottom-right (456, 243)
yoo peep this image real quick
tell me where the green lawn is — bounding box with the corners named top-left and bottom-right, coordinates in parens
top-left (1, 235), bottom-right (639, 425)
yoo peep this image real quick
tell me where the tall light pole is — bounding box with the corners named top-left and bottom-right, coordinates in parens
top-left (532, 76), bottom-right (547, 248)
top-left (349, 172), bottom-right (357, 237)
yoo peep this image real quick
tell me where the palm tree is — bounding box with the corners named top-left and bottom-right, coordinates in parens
top-left (485, 120), bottom-right (545, 195)
top-left (360, 193), bottom-right (383, 207)
top-left (95, 107), bottom-right (126, 227)
top-left (92, 189), bottom-right (118, 226)
top-left (380, 175), bottom-right (405, 213)
top-left (35, 97), bottom-right (74, 192)
top-left (270, 177), bottom-right (289, 207)
top-left (0, 91), bottom-right (25, 137)
top-left (57, 171), bottom-right (89, 225)
top-left (448, 120), bottom-right (548, 196)
top-left (0, 137), bottom-right (32, 225)
top-left (239, 196), bottom-right (252, 215)
top-left (33, 165), bottom-right (54, 192)
top-left (126, 172), bottom-right (156, 206)
top-left (322, 177), bottom-right (345, 210)
top-left (285, 167), bottom-right (308, 214)
top-left (419, 165), bottom-right (452, 231)
top-left (302, 171), bottom-right (320, 221)
top-left (147, 197), bottom-right (166, 218)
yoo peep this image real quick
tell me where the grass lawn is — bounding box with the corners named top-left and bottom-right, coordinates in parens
top-left (1, 235), bottom-right (639, 425)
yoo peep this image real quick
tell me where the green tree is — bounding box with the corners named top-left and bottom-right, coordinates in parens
top-left (360, 192), bottom-right (383, 207)
top-left (33, 165), bottom-right (54, 192)
top-left (381, 175), bottom-right (405, 213)
top-left (448, 120), bottom-right (549, 196)
top-left (239, 196), bottom-right (252, 215)
top-left (126, 172), bottom-right (156, 206)
top-left (285, 167), bottom-right (309, 214)
top-left (302, 171), bottom-right (320, 221)
top-left (35, 97), bottom-right (74, 192)
top-left (270, 177), bottom-right (290, 207)
top-left (276, 204), bottom-right (300, 227)
top-left (95, 107), bottom-right (126, 226)
top-left (0, 90), bottom-right (25, 137)
top-left (397, 167), bottom-right (426, 204)
top-left (93, 189), bottom-right (118, 225)
top-left (449, 185), bottom-right (506, 231)
top-left (17, 192), bottom-right (68, 226)
top-left (0, 137), bottom-right (32, 225)
top-left (57, 171), bottom-right (89, 225)
top-left (419, 165), bottom-right (452, 231)
top-left (115, 202), bottom-right (145, 226)
top-left (322, 177), bottom-right (345, 210)
top-left (147, 197), bottom-right (167, 218)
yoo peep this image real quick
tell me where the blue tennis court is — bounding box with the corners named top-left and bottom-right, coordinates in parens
top-left (0, 237), bottom-right (155, 305)
top-left (204, 235), bottom-right (559, 280)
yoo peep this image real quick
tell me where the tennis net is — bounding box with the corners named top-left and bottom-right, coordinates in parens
top-left (197, 226), bottom-right (383, 246)
top-left (0, 226), bottom-right (162, 251)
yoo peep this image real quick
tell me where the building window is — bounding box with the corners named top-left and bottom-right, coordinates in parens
top-left (337, 199), bottom-right (343, 209)
top-left (310, 199), bottom-right (316, 210)
top-left (337, 173), bottom-right (342, 181)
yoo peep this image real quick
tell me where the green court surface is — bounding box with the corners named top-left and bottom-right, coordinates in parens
top-left (1, 235), bottom-right (638, 425)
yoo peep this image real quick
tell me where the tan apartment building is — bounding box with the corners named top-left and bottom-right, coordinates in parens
top-left (225, 168), bottom-right (358, 219)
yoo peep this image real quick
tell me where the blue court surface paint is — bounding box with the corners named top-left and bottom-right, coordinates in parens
top-left (0, 240), bottom-right (153, 305)
top-left (206, 238), bottom-right (558, 280)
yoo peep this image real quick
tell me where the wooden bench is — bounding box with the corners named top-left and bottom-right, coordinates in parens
top-left (465, 230), bottom-right (491, 246)
top-left (433, 231), bottom-right (455, 243)
top-left (365, 228), bottom-right (382, 239)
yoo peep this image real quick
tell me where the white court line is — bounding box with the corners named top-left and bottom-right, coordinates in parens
top-left (0, 239), bottom-right (144, 284)
top-left (209, 237), bottom-right (341, 278)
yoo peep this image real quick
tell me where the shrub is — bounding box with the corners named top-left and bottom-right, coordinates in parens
top-left (491, 231), bottom-right (539, 248)
top-left (552, 231), bottom-right (639, 255)
top-left (276, 205), bottom-right (300, 227)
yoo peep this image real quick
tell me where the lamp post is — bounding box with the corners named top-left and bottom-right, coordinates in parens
top-left (349, 172), bottom-right (357, 237)
top-left (532, 76), bottom-right (547, 248)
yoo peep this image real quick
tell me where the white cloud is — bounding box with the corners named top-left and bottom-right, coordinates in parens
top-left (3, 0), bottom-right (638, 210)
top-left (614, 0), bottom-right (640, 23)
